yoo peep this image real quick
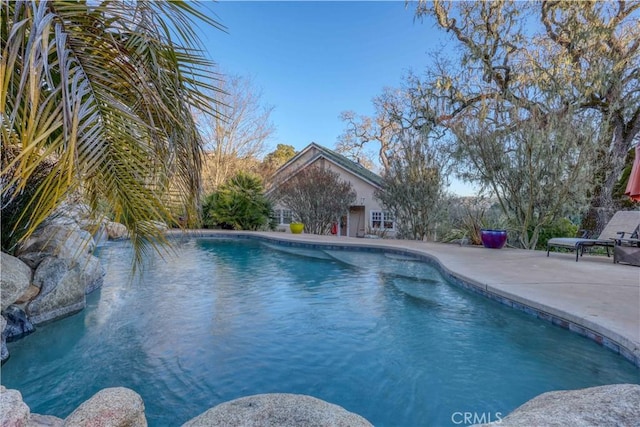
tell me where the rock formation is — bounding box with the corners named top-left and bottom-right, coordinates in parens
top-left (64, 387), bottom-right (147, 427)
top-left (1, 387), bottom-right (372, 427)
top-left (106, 221), bottom-right (128, 240)
top-left (2, 305), bottom-right (35, 341)
top-left (27, 257), bottom-right (86, 325)
top-left (0, 203), bottom-right (113, 363)
top-left (475, 383), bottom-right (640, 427)
top-left (0, 385), bottom-right (32, 427)
top-left (1, 252), bottom-right (32, 312)
top-left (4, 383), bottom-right (637, 427)
top-left (182, 393), bottom-right (373, 427)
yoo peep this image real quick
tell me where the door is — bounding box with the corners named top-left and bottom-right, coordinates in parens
top-left (348, 206), bottom-right (365, 237)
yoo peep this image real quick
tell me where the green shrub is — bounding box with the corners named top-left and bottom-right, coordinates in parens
top-left (201, 192), bottom-right (219, 229)
top-left (535, 217), bottom-right (579, 250)
top-left (201, 172), bottom-right (272, 230)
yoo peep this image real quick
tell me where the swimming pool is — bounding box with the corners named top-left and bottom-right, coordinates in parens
top-left (2, 238), bottom-right (638, 426)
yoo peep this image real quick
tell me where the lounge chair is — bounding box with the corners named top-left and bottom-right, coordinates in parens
top-left (547, 211), bottom-right (640, 262)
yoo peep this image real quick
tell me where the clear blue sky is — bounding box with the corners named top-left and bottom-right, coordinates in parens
top-left (197, 1), bottom-right (475, 195)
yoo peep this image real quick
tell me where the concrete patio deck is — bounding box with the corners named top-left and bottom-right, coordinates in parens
top-left (175, 230), bottom-right (640, 367)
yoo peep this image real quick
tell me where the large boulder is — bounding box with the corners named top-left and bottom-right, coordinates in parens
top-left (182, 394), bottom-right (373, 427)
top-left (29, 414), bottom-right (64, 427)
top-left (63, 387), bottom-right (146, 427)
top-left (27, 257), bottom-right (85, 325)
top-left (0, 385), bottom-right (30, 427)
top-left (476, 384), bottom-right (640, 427)
top-left (28, 253), bottom-right (103, 298)
top-left (79, 255), bottom-right (105, 294)
top-left (14, 285), bottom-right (41, 305)
top-left (52, 201), bottom-right (109, 248)
top-left (31, 257), bottom-right (73, 299)
top-left (17, 224), bottom-right (95, 260)
top-left (1, 252), bottom-right (32, 311)
top-left (0, 386), bottom-right (63, 427)
top-left (106, 222), bottom-right (128, 240)
top-left (17, 252), bottom-right (49, 270)
top-left (2, 305), bottom-right (35, 342)
top-left (55, 202), bottom-right (91, 224)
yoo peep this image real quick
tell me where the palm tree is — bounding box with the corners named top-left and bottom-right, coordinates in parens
top-left (1, 1), bottom-right (223, 265)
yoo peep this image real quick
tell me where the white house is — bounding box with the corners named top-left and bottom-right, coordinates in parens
top-left (267, 143), bottom-right (396, 237)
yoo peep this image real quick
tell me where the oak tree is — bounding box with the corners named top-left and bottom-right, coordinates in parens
top-left (414, 0), bottom-right (640, 231)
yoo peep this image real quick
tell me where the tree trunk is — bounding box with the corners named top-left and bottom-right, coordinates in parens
top-left (582, 119), bottom-right (635, 234)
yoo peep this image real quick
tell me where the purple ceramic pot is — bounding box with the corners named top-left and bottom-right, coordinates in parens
top-left (480, 229), bottom-right (507, 249)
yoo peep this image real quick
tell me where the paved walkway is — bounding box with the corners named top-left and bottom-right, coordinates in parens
top-left (176, 230), bottom-right (640, 366)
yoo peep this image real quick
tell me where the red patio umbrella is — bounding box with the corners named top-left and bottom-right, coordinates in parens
top-left (625, 144), bottom-right (640, 202)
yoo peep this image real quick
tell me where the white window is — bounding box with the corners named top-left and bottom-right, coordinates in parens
top-left (272, 209), bottom-right (293, 225)
top-left (371, 211), bottom-right (395, 230)
top-left (383, 212), bottom-right (395, 230)
top-left (371, 211), bottom-right (382, 229)
top-left (281, 209), bottom-right (292, 225)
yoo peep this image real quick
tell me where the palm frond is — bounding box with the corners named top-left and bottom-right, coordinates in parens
top-left (1, 0), bottom-right (224, 265)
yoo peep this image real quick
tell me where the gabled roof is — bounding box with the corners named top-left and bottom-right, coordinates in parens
top-left (272, 142), bottom-right (383, 189)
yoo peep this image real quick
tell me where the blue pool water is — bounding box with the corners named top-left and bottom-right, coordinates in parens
top-left (2, 238), bottom-right (638, 426)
